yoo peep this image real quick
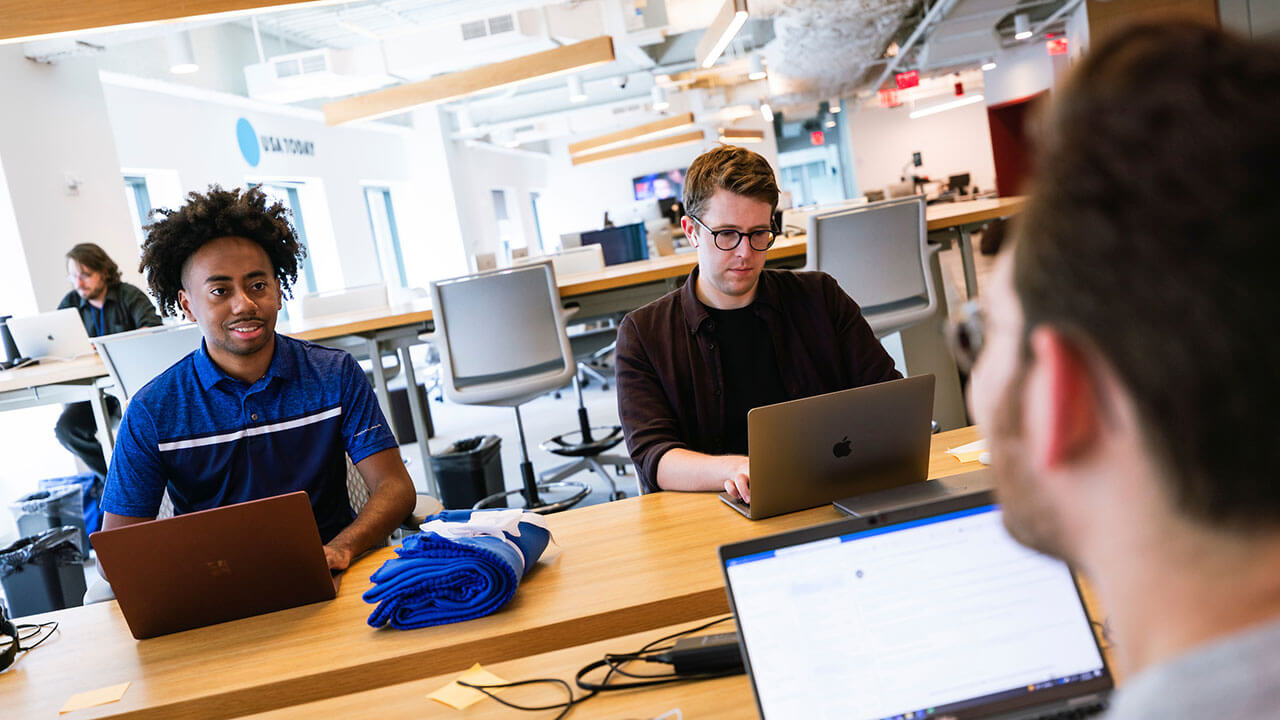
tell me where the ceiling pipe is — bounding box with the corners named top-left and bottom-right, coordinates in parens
top-left (1029, 0), bottom-right (1084, 39)
top-left (868, 0), bottom-right (961, 93)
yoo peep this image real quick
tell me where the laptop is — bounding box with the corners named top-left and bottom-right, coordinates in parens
top-left (834, 466), bottom-right (995, 517)
top-left (719, 491), bottom-right (1113, 720)
top-left (91, 492), bottom-right (337, 639)
top-left (719, 374), bottom-right (934, 520)
top-left (6, 308), bottom-right (95, 361)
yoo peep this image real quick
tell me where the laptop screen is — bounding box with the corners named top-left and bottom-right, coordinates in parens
top-left (724, 504), bottom-right (1107, 719)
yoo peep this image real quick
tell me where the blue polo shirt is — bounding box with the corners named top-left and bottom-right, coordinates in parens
top-left (102, 334), bottom-right (399, 543)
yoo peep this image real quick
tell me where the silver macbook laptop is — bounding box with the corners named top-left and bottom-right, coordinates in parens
top-left (6, 308), bottom-right (95, 360)
top-left (91, 492), bottom-right (337, 639)
top-left (720, 491), bottom-right (1113, 719)
top-left (719, 374), bottom-right (934, 520)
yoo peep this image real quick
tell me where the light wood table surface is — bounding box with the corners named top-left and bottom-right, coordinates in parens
top-left (1, 428), bottom-right (984, 719)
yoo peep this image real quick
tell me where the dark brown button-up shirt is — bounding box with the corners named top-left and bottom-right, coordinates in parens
top-left (616, 267), bottom-right (902, 492)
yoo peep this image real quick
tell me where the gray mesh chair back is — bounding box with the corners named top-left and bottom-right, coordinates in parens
top-left (428, 262), bottom-right (588, 512)
top-left (430, 262), bottom-right (576, 406)
top-left (95, 324), bottom-right (203, 403)
top-left (806, 196), bottom-right (939, 337)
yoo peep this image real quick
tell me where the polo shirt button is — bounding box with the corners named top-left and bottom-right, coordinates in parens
top-left (251, 413), bottom-right (259, 421)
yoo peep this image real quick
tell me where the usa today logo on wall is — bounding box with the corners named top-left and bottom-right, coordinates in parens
top-left (236, 117), bottom-right (316, 168)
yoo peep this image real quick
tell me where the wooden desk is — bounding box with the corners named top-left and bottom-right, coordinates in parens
top-left (1, 428), bottom-right (983, 719)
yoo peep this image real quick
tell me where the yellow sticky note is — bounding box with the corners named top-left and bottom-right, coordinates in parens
top-left (427, 663), bottom-right (509, 710)
top-left (60, 682), bottom-right (131, 714)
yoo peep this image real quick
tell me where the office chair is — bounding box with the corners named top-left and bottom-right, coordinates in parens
top-left (538, 371), bottom-right (631, 501)
top-left (805, 196), bottom-right (939, 337)
top-left (427, 262), bottom-right (591, 513)
top-left (95, 324), bottom-right (203, 406)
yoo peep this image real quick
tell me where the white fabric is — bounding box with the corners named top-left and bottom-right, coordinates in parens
top-left (419, 510), bottom-right (552, 576)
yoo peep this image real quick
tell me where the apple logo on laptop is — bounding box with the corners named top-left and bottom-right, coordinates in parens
top-left (832, 436), bottom-right (852, 458)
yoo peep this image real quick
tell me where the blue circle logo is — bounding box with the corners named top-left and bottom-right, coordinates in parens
top-left (236, 118), bottom-right (260, 167)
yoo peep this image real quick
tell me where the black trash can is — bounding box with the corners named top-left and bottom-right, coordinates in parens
top-left (10, 485), bottom-right (87, 552)
top-left (429, 435), bottom-right (506, 509)
top-left (0, 526), bottom-right (87, 618)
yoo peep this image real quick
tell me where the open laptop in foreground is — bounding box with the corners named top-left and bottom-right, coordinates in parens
top-left (6, 308), bottom-right (95, 361)
top-left (720, 491), bottom-right (1113, 719)
top-left (719, 374), bottom-right (934, 520)
top-left (91, 492), bottom-right (337, 639)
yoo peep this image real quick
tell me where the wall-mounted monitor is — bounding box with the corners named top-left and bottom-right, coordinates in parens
top-left (633, 168), bottom-right (687, 201)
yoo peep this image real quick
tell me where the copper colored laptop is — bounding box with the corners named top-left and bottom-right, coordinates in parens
top-left (91, 492), bottom-right (336, 639)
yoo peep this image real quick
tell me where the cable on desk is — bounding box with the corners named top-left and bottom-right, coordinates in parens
top-left (455, 615), bottom-right (735, 719)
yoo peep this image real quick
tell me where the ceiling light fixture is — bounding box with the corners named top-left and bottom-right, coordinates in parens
top-left (696, 0), bottom-right (749, 69)
top-left (909, 94), bottom-right (985, 119)
top-left (324, 36), bottom-right (615, 126)
top-left (165, 31), bottom-right (198, 75)
top-left (568, 75), bottom-right (587, 103)
top-left (651, 85), bottom-right (669, 111)
top-left (760, 101), bottom-right (774, 123)
top-left (748, 51), bottom-right (767, 81)
top-left (1014, 13), bottom-right (1032, 40)
top-left (570, 112), bottom-right (696, 156)
top-left (828, 97), bottom-right (842, 113)
top-left (571, 130), bottom-right (705, 166)
top-left (981, 60), bottom-right (997, 71)
top-left (719, 128), bottom-right (764, 144)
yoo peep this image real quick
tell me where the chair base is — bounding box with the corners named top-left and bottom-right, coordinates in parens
top-left (540, 454), bottom-right (631, 501)
top-left (474, 481), bottom-right (591, 514)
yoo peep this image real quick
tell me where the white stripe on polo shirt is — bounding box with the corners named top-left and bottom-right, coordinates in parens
top-left (157, 406), bottom-right (343, 452)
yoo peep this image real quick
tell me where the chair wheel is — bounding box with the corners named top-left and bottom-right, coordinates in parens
top-left (615, 465), bottom-right (626, 476)
top-left (602, 383), bottom-right (610, 391)
top-left (554, 391), bottom-right (562, 399)
top-left (610, 491), bottom-right (627, 501)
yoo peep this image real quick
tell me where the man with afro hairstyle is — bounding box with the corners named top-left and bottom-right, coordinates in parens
top-left (100, 186), bottom-right (415, 571)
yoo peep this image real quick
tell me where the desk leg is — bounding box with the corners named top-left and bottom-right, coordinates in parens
top-left (957, 227), bottom-right (979, 299)
top-left (398, 345), bottom-right (437, 497)
top-left (88, 388), bottom-right (115, 468)
top-left (365, 338), bottom-right (400, 442)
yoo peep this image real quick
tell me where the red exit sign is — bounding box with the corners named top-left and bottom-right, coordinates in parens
top-left (1047, 37), bottom-right (1069, 55)
top-left (810, 130), bottom-right (825, 146)
top-left (895, 70), bottom-right (919, 89)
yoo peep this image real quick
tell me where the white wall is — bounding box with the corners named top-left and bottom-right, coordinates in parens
top-left (0, 48), bottom-right (143, 312)
top-left (846, 97), bottom-right (997, 197)
top-left (983, 41), bottom-right (1056, 108)
top-left (101, 75), bottom-right (415, 293)
top-left (450, 143), bottom-right (551, 261)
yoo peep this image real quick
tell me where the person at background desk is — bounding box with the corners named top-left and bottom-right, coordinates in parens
top-left (56, 243), bottom-right (162, 481)
top-left (964, 23), bottom-right (1280, 718)
top-left (100, 186), bottom-right (415, 571)
top-left (616, 145), bottom-right (900, 500)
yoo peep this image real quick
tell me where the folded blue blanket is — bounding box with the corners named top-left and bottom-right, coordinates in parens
top-left (364, 508), bottom-right (553, 630)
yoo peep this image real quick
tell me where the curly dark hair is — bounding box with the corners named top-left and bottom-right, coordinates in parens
top-left (139, 185), bottom-right (305, 316)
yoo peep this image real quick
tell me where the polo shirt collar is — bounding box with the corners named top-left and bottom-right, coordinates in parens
top-left (680, 266), bottom-right (780, 334)
top-left (193, 332), bottom-right (295, 390)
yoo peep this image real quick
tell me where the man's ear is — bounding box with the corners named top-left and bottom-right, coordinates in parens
top-left (177, 289), bottom-right (196, 323)
top-left (680, 215), bottom-right (699, 248)
top-left (1025, 327), bottom-right (1103, 469)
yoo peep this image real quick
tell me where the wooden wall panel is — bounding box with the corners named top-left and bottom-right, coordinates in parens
top-left (0, 0), bottom-right (320, 43)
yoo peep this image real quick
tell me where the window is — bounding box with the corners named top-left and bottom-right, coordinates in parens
top-left (123, 176), bottom-right (153, 247)
top-left (363, 187), bottom-right (407, 288)
top-left (529, 191), bottom-right (547, 254)
top-left (254, 183), bottom-right (318, 294)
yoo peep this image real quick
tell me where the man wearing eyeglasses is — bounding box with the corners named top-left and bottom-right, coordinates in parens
top-left (967, 23), bottom-right (1280, 719)
top-left (616, 145), bottom-right (900, 499)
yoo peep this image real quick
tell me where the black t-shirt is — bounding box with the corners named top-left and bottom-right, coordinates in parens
top-left (705, 304), bottom-right (787, 455)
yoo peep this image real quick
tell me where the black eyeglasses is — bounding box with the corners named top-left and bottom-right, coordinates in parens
top-left (949, 300), bottom-right (985, 374)
top-left (687, 213), bottom-right (777, 252)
